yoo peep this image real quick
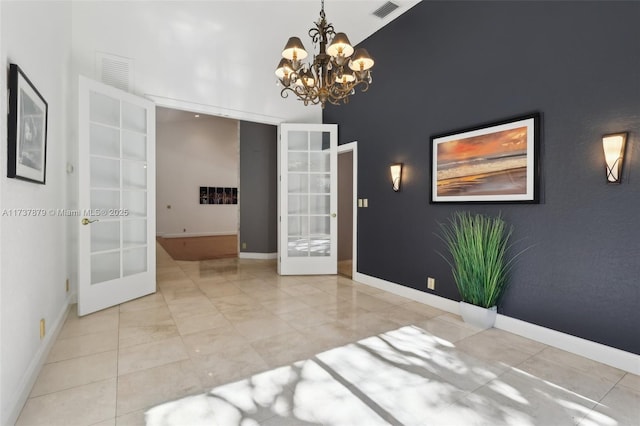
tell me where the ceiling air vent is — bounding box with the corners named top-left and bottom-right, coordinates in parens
top-left (373, 1), bottom-right (399, 19)
top-left (96, 52), bottom-right (134, 93)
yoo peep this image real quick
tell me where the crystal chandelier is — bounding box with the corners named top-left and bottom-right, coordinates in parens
top-left (275, 0), bottom-right (375, 108)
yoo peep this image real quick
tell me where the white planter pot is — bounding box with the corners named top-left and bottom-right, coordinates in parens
top-left (459, 301), bottom-right (497, 329)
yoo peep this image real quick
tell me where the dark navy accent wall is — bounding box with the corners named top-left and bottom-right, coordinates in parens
top-left (324, 1), bottom-right (640, 354)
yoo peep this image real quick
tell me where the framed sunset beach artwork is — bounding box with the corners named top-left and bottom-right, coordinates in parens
top-left (430, 113), bottom-right (540, 203)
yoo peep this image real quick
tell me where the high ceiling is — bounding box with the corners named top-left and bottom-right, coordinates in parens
top-left (72, 1), bottom-right (421, 124)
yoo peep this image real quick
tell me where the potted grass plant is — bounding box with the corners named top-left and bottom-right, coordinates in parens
top-left (437, 211), bottom-right (521, 329)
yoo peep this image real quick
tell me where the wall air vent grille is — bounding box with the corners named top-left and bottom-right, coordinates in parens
top-left (96, 52), bottom-right (133, 93)
top-left (373, 1), bottom-right (400, 19)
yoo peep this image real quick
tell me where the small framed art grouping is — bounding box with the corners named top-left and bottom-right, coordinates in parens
top-left (7, 63), bottom-right (48, 184)
top-left (430, 112), bottom-right (540, 203)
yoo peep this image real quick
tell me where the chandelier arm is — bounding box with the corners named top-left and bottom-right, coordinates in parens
top-left (326, 79), bottom-right (371, 104)
top-left (280, 86), bottom-right (321, 106)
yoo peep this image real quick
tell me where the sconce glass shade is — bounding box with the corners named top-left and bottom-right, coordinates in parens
top-left (390, 163), bottom-right (403, 192)
top-left (602, 132), bottom-right (627, 183)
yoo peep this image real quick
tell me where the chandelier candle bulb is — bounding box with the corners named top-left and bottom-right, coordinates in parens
top-left (276, 0), bottom-right (374, 108)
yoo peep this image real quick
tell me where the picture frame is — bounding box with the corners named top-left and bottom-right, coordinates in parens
top-left (199, 186), bottom-right (239, 205)
top-left (430, 112), bottom-right (540, 203)
top-left (7, 64), bottom-right (48, 184)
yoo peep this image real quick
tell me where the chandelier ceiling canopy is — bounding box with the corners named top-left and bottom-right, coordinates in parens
top-left (275, 0), bottom-right (375, 108)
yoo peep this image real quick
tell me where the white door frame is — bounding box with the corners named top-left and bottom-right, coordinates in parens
top-left (338, 141), bottom-right (358, 278)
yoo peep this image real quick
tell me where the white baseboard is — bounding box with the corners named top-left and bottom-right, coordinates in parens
top-left (157, 232), bottom-right (237, 239)
top-left (353, 272), bottom-right (640, 375)
top-left (239, 252), bottom-right (277, 260)
top-left (495, 315), bottom-right (640, 375)
top-left (4, 296), bottom-right (73, 426)
top-left (354, 272), bottom-right (459, 314)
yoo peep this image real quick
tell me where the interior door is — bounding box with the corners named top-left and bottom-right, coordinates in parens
top-left (278, 123), bottom-right (337, 275)
top-left (77, 76), bottom-right (156, 316)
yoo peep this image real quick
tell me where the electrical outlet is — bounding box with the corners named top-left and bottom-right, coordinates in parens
top-left (65, 278), bottom-right (69, 292)
top-left (40, 319), bottom-right (46, 339)
top-left (241, 242), bottom-right (247, 249)
top-left (427, 277), bottom-right (436, 290)
top-left (183, 228), bottom-right (186, 232)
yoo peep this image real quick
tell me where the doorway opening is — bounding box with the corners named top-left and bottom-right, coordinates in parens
top-left (338, 142), bottom-right (357, 278)
top-left (155, 107), bottom-right (240, 261)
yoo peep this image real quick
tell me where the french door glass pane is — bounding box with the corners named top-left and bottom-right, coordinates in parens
top-left (90, 92), bottom-right (119, 127)
top-left (123, 219), bottom-right (147, 247)
top-left (123, 190), bottom-right (146, 217)
top-left (309, 174), bottom-right (330, 193)
top-left (122, 101), bottom-right (147, 133)
top-left (288, 216), bottom-right (308, 237)
top-left (90, 124), bottom-right (119, 157)
top-left (91, 221), bottom-right (120, 253)
top-left (309, 132), bottom-right (325, 151)
top-left (309, 195), bottom-right (330, 214)
top-left (288, 237), bottom-right (309, 257)
top-left (309, 238), bottom-right (330, 256)
top-left (310, 216), bottom-right (330, 236)
top-left (124, 247), bottom-right (147, 277)
top-left (288, 131), bottom-right (308, 150)
top-left (123, 161), bottom-right (147, 189)
top-left (122, 130), bottom-right (146, 161)
top-left (288, 195), bottom-right (308, 214)
top-left (91, 252), bottom-right (120, 284)
top-left (91, 157), bottom-right (120, 188)
top-left (288, 152), bottom-right (308, 172)
top-left (309, 152), bottom-right (329, 172)
top-left (91, 189), bottom-right (119, 211)
top-left (288, 174), bottom-right (308, 193)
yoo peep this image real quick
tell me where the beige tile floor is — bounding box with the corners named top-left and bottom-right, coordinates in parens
top-left (16, 246), bottom-right (640, 425)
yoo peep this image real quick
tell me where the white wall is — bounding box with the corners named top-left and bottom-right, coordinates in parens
top-left (0, 2), bottom-right (72, 424)
top-left (156, 113), bottom-right (239, 237)
top-left (71, 1), bottom-right (321, 125)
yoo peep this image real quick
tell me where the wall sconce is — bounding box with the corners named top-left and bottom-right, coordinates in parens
top-left (602, 132), bottom-right (627, 183)
top-left (390, 163), bottom-right (403, 192)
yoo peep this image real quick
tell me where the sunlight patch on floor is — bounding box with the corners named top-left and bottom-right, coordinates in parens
top-left (146, 324), bottom-right (621, 426)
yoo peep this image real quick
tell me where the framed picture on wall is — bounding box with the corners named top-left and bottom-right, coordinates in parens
top-left (7, 64), bottom-right (48, 184)
top-left (430, 112), bottom-right (540, 203)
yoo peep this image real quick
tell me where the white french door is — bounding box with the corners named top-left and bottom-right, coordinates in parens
top-left (278, 123), bottom-right (338, 275)
top-left (77, 76), bottom-right (156, 316)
